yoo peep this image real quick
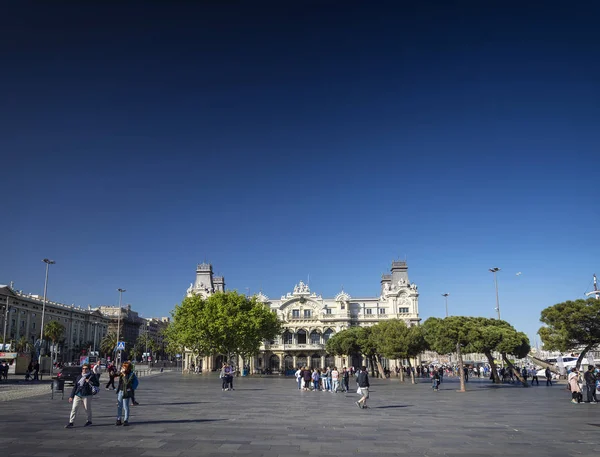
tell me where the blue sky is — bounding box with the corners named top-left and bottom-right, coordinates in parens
top-left (2, 2), bottom-right (599, 345)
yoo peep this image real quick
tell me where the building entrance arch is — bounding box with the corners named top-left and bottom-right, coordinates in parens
top-left (296, 354), bottom-right (307, 368)
top-left (269, 354), bottom-right (280, 372)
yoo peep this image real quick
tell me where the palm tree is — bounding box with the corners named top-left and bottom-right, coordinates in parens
top-left (44, 320), bottom-right (65, 364)
top-left (100, 332), bottom-right (118, 359)
top-left (16, 336), bottom-right (29, 353)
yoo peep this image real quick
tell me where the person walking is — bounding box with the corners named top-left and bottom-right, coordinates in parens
top-left (355, 366), bottom-right (370, 409)
top-left (116, 362), bottom-right (139, 426)
top-left (545, 367), bottom-right (553, 386)
top-left (529, 367), bottom-right (539, 386)
top-left (584, 365), bottom-right (597, 404)
top-left (432, 369), bottom-right (440, 391)
top-left (105, 363), bottom-right (117, 390)
top-left (568, 368), bottom-right (582, 404)
top-left (295, 367), bottom-right (303, 390)
top-left (65, 363), bottom-right (99, 428)
top-left (521, 367), bottom-right (528, 385)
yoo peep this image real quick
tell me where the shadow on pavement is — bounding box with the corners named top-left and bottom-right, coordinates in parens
top-left (374, 405), bottom-right (413, 409)
top-left (133, 419), bottom-right (228, 425)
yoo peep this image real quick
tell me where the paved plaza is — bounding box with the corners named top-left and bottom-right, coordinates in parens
top-left (0, 372), bottom-right (599, 457)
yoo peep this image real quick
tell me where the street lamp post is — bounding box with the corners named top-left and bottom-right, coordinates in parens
top-left (2, 301), bottom-right (9, 350)
top-left (489, 268), bottom-right (501, 320)
top-left (441, 293), bottom-right (449, 318)
top-left (92, 322), bottom-right (98, 354)
top-left (39, 259), bottom-right (56, 373)
top-left (116, 288), bottom-right (126, 367)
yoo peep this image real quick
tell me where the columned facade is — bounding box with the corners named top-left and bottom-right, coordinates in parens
top-left (0, 285), bottom-right (110, 363)
top-left (182, 261), bottom-right (420, 374)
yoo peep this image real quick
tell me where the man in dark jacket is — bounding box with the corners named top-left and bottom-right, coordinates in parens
top-left (584, 365), bottom-right (597, 404)
top-left (355, 366), bottom-right (370, 409)
top-left (65, 364), bottom-right (99, 428)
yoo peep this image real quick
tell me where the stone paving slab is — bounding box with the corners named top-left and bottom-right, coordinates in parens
top-left (0, 373), bottom-right (598, 456)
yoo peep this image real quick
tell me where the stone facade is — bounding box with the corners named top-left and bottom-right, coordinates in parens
top-left (183, 261), bottom-right (420, 374)
top-left (94, 304), bottom-right (144, 359)
top-left (0, 284), bottom-right (109, 362)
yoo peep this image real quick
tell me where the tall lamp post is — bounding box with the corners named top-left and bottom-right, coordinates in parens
top-left (441, 293), bottom-right (449, 318)
top-left (489, 268), bottom-right (501, 320)
top-left (116, 288), bottom-right (126, 367)
top-left (92, 322), bottom-right (98, 354)
top-left (2, 301), bottom-right (9, 351)
top-left (39, 259), bottom-right (56, 373)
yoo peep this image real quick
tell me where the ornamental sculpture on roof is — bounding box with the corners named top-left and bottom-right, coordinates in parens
top-left (293, 281), bottom-right (310, 295)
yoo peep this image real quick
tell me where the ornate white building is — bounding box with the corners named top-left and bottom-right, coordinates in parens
top-left (184, 261), bottom-right (420, 374)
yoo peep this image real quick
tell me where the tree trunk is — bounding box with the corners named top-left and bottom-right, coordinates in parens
top-left (406, 358), bottom-right (417, 384)
top-left (484, 350), bottom-right (501, 383)
top-left (501, 353), bottom-right (528, 387)
top-left (456, 342), bottom-right (466, 392)
top-left (575, 343), bottom-right (595, 372)
top-left (375, 355), bottom-right (386, 379)
top-left (367, 356), bottom-right (376, 377)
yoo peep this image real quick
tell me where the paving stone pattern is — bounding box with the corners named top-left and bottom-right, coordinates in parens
top-left (0, 373), bottom-right (598, 456)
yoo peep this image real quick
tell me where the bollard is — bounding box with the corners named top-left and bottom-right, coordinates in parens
top-left (51, 378), bottom-right (65, 400)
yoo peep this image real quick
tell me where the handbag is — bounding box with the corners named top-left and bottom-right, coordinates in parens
top-left (91, 385), bottom-right (100, 396)
top-left (356, 387), bottom-right (362, 394)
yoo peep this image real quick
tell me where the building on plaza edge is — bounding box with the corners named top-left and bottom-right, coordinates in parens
top-left (183, 261), bottom-right (420, 374)
top-left (0, 284), bottom-right (110, 367)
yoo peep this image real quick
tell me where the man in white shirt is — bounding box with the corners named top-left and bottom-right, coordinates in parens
top-left (331, 367), bottom-right (340, 393)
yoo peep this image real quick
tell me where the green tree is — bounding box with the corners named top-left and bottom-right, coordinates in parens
top-left (468, 318), bottom-right (515, 384)
top-left (326, 327), bottom-right (362, 357)
top-left (497, 328), bottom-right (531, 386)
top-left (16, 336), bottom-right (29, 353)
top-left (134, 333), bottom-right (157, 362)
top-left (165, 291), bottom-right (282, 369)
top-left (371, 320), bottom-right (427, 384)
top-left (44, 320), bottom-right (65, 364)
top-left (423, 317), bottom-right (480, 392)
top-left (539, 298), bottom-right (600, 372)
top-left (100, 332), bottom-right (118, 359)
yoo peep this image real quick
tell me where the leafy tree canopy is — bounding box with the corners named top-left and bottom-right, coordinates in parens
top-left (165, 291), bottom-right (282, 360)
top-left (539, 298), bottom-right (600, 353)
top-left (44, 320), bottom-right (65, 343)
top-left (325, 327), bottom-right (362, 356)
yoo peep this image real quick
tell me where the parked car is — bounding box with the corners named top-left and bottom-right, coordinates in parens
top-left (55, 366), bottom-right (82, 385)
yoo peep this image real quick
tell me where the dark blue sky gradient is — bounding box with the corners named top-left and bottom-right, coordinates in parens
top-left (2, 1), bottom-right (599, 343)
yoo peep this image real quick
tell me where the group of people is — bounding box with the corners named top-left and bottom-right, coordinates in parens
top-left (219, 363), bottom-right (235, 391)
top-left (25, 360), bottom-right (40, 380)
top-left (65, 361), bottom-right (139, 428)
top-left (294, 366), bottom-right (348, 393)
top-left (0, 361), bottom-right (10, 380)
top-left (568, 365), bottom-right (600, 404)
top-left (292, 366), bottom-right (371, 409)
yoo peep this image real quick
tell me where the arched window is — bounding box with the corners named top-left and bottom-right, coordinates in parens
top-left (296, 354), bottom-right (307, 368)
top-left (269, 354), bottom-right (280, 371)
top-left (310, 330), bottom-right (321, 345)
top-left (323, 328), bottom-right (334, 342)
top-left (283, 331), bottom-right (293, 344)
top-left (297, 329), bottom-right (307, 344)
